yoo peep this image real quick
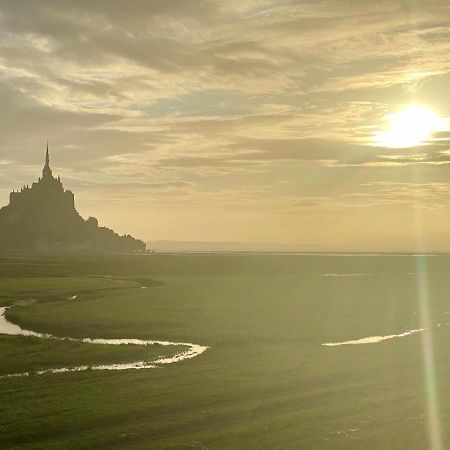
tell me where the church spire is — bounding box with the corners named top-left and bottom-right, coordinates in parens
top-left (42, 141), bottom-right (53, 179)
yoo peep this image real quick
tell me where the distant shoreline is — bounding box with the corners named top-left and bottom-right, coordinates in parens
top-left (0, 251), bottom-right (446, 258)
top-left (145, 251), bottom-right (443, 257)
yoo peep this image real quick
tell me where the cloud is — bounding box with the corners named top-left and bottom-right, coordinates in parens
top-left (1, 0), bottom-right (450, 247)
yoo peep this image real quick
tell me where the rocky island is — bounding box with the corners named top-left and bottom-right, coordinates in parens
top-left (0, 146), bottom-right (146, 254)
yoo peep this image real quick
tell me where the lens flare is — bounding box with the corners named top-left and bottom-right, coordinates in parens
top-left (416, 257), bottom-right (442, 450)
top-left (413, 182), bottom-right (443, 449)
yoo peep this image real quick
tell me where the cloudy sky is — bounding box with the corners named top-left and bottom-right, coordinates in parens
top-left (1, 0), bottom-right (450, 251)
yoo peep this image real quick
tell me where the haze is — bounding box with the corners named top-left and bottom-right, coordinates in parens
top-left (1, 0), bottom-right (450, 252)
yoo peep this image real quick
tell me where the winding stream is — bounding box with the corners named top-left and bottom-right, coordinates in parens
top-left (322, 328), bottom-right (425, 346)
top-left (0, 306), bottom-right (208, 378)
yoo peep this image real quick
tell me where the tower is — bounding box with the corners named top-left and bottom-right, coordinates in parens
top-left (42, 141), bottom-right (53, 179)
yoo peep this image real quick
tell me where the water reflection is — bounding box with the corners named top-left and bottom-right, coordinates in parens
top-left (0, 306), bottom-right (208, 378)
top-left (323, 328), bottom-right (425, 346)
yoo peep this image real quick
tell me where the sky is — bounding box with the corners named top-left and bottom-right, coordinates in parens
top-left (1, 0), bottom-right (450, 251)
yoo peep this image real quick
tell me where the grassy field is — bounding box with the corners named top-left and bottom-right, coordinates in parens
top-left (1, 254), bottom-right (450, 449)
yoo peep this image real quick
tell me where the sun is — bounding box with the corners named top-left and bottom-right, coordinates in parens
top-left (375, 105), bottom-right (448, 148)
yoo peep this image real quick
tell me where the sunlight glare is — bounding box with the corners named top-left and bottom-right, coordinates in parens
top-left (375, 105), bottom-right (448, 148)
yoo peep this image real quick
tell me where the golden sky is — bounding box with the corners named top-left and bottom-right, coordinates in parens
top-left (1, 0), bottom-right (450, 251)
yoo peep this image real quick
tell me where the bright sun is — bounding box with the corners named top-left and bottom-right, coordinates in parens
top-left (375, 105), bottom-right (448, 148)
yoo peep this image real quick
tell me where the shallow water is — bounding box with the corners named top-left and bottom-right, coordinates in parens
top-left (0, 306), bottom-right (208, 378)
top-left (322, 328), bottom-right (425, 347)
top-left (322, 273), bottom-right (371, 277)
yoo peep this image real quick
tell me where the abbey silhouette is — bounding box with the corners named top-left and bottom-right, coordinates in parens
top-left (0, 145), bottom-right (146, 254)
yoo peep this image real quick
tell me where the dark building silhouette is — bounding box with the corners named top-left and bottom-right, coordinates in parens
top-left (0, 145), bottom-right (146, 254)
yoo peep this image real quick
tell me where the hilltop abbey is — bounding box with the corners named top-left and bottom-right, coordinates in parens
top-left (10, 146), bottom-right (75, 212)
top-left (0, 146), bottom-right (146, 254)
